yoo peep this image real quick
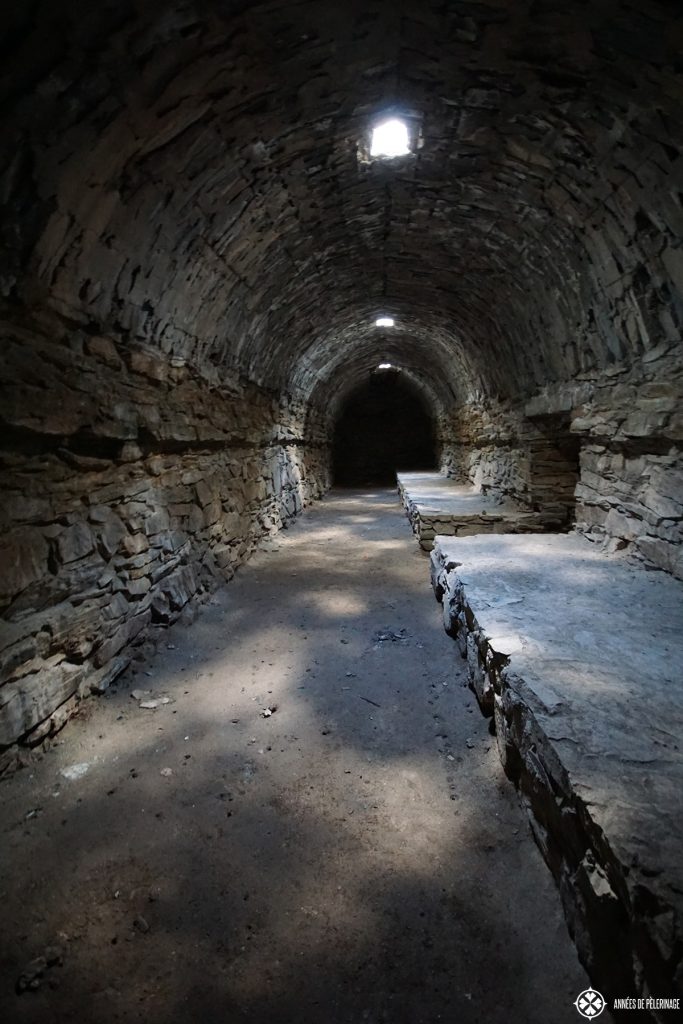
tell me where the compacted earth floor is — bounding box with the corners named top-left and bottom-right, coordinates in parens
top-left (0, 489), bottom-right (589, 1024)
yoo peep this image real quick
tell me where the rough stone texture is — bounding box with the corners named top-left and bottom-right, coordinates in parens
top-left (0, 0), bottom-right (681, 566)
top-left (0, 313), bottom-right (327, 757)
top-left (0, 0), bottom-right (680, 1001)
top-left (0, 491), bottom-right (589, 1024)
top-left (569, 353), bottom-right (683, 577)
top-left (430, 532), bottom-right (683, 1018)
top-left (439, 401), bottom-right (581, 530)
top-left (397, 472), bottom-right (545, 550)
top-left (0, 1), bottom-right (681, 408)
top-left (439, 348), bottom-right (683, 574)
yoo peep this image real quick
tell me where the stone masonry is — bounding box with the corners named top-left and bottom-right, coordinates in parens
top-left (431, 533), bottom-right (683, 1018)
top-left (0, 4), bottom-right (682, 1001)
top-left (439, 349), bottom-right (683, 575)
top-left (0, 312), bottom-right (327, 765)
top-left (397, 472), bottom-right (545, 551)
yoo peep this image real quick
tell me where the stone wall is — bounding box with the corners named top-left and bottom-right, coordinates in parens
top-left (439, 347), bottom-right (683, 577)
top-left (0, 311), bottom-right (329, 767)
top-left (0, 0), bottom-right (681, 769)
top-left (440, 398), bottom-right (581, 530)
top-left (568, 352), bottom-right (683, 577)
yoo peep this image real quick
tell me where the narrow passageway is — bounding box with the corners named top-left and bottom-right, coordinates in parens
top-left (332, 374), bottom-right (437, 486)
top-left (2, 2), bottom-right (682, 1011)
top-left (0, 491), bottom-right (586, 1024)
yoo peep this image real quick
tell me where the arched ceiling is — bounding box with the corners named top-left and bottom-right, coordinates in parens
top-left (1, 0), bottom-right (681, 413)
top-left (291, 311), bottom-right (475, 419)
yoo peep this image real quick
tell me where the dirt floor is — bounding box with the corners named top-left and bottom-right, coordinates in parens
top-left (0, 489), bottom-right (589, 1024)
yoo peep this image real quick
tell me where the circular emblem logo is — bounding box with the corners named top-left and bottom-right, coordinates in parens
top-left (574, 988), bottom-right (606, 1018)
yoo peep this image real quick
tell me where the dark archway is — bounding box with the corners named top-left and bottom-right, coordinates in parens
top-left (332, 371), bottom-right (437, 486)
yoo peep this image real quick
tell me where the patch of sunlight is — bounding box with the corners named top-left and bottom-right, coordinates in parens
top-left (315, 592), bottom-right (368, 616)
top-left (370, 118), bottom-right (410, 158)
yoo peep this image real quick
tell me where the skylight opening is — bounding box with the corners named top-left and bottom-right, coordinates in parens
top-left (370, 118), bottom-right (410, 158)
top-left (375, 316), bottom-right (394, 327)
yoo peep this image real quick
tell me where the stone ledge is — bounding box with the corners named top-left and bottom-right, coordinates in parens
top-left (397, 471), bottom-right (545, 550)
top-left (430, 532), bottom-right (683, 1017)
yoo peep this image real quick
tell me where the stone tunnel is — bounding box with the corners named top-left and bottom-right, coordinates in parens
top-left (1, 1), bottom-right (682, 1021)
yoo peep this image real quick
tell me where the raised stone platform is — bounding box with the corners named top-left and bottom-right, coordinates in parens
top-left (430, 532), bottom-right (683, 1016)
top-left (397, 472), bottom-right (545, 550)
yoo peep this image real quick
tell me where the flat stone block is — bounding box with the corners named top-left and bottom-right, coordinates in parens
top-left (431, 530), bottom-right (683, 1012)
top-left (398, 471), bottom-right (544, 550)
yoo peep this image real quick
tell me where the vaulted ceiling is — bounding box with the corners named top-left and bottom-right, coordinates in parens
top-left (1, 0), bottom-right (681, 411)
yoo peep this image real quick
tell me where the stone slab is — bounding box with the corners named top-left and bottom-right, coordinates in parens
top-left (397, 471), bottom-right (545, 550)
top-left (430, 531), bottom-right (683, 1014)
